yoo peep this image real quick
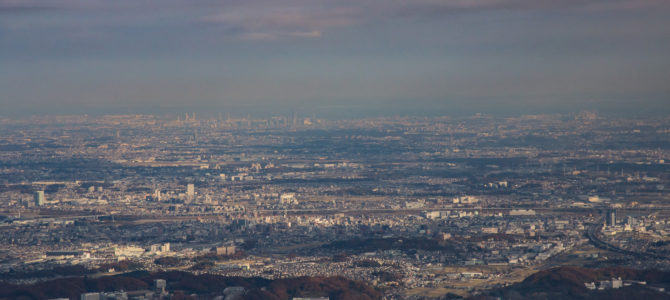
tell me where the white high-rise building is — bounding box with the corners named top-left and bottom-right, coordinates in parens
top-left (34, 191), bottom-right (45, 207)
top-left (186, 184), bottom-right (195, 197)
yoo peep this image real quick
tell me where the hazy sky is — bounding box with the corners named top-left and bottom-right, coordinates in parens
top-left (1, 0), bottom-right (669, 117)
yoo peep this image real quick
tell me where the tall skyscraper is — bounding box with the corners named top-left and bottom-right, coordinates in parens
top-left (186, 184), bottom-right (195, 198)
top-left (34, 191), bottom-right (45, 207)
top-left (606, 209), bottom-right (617, 227)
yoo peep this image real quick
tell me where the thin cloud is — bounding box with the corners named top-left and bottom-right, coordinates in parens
top-left (0, 0), bottom-right (99, 12)
top-left (240, 30), bottom-right (321, 40)
top-left (202, 4), bottom-right (356, 40)
top-left (390, 0), bottom-right (669, 17)
top-left (200, 0), bottom-right (669, 40)
top-left (289, 30), bottom-right (321, 38)
top-left (240, 32), bottom-right (277, 41)
top-left (0, 0), bottom-right (60, 12)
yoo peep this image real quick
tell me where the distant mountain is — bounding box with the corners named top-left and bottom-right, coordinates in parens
top-left (0, 271), bottom-right (382, 300)
top-left (469, 266), bottom-right (670, 300)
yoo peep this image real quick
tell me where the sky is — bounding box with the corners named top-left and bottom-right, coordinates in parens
top-left (1, 0), bottom-right (669, 118)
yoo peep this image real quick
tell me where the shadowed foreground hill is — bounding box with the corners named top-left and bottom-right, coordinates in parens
top-left (469, 266), bottom-right (670, 300)
top-left (0, 271), bottom-right (382, 300)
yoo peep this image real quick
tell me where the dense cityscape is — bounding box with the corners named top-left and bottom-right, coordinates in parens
top-left (1, 112), bottom-right (669, 299)
top-left (3, 0), bottom-right (669, 298)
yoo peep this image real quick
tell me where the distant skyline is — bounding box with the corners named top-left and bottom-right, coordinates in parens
top-left (1, 0), bottom-right (669, 117)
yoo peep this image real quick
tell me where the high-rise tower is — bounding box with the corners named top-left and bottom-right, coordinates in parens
top-left (34, 191), bottom-right (45, 207)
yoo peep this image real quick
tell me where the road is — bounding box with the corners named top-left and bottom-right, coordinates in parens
top-left (586, 218), bottom-right (666, 260)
